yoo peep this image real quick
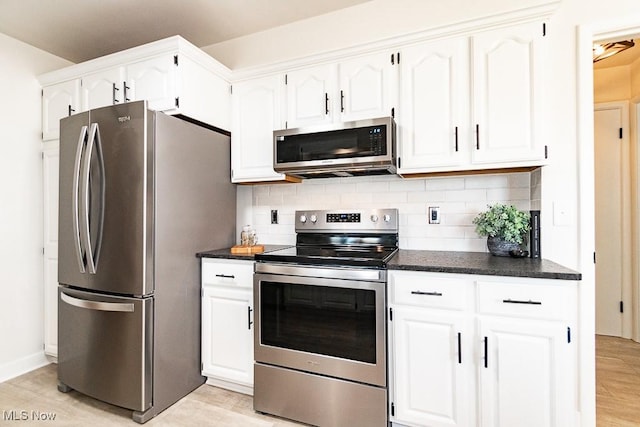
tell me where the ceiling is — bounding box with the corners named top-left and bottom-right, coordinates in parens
top-left (0, 0), bottom-right (371, 63)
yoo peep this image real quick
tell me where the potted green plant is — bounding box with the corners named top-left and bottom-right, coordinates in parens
top-left (473, 203), bottom-right (531, 257)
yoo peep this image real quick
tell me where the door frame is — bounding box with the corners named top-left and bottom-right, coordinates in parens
top-left (632, 95), bottom-right (640, 343)
top-left (594, 101), bottom-right (632, 338)
top-left (577, 18), bottom-right (640, 427)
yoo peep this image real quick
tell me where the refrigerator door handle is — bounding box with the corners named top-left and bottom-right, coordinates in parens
top-left (83, 122), bottom-right (106, 275)
top-left (61, 292), bottom-right (135, 313)
top-left (73, 125), bottom-right (88, 273)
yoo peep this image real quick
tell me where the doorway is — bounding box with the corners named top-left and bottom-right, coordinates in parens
top-left (577, 21), bottom-right (640, 427)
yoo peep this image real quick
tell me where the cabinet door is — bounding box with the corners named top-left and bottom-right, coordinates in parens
top-left (42, 80), bottom-right (80, 141)
top-left (398, 38), bottom-right (468, 172)
top-left (231, 75), bottom-right (286, 183)
top-left (338, 52), bottom-right (397, 122)
top-left (202, 286), bottom-right (254, 387)
top-left (478, 317), bottom-right (575, 427)
top-left (43, 141), bottom-right (59, 356)
top-left (81, 67), bottom-right (125, 110)
top-left (392, 306), bottom-right (473, 427)
top-left (471, 21), bottom-right (546, 164)
top-left (285, 64), bottom-right (337, 128)
top-left (125, 54), bottom-right (177, 111)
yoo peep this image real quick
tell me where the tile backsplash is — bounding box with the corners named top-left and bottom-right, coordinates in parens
top-left (240, 172), bottom-right (533, 252)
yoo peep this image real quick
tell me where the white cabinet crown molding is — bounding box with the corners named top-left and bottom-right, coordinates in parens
top-left (38, 35), bottom-right (232, 86)
top-left (230, 1), bottom-right (560, 81)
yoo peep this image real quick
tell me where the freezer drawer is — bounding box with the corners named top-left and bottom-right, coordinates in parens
top-left (58, 287), bottom-right (153, 411)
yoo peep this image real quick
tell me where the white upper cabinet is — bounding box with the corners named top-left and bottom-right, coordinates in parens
top-left (398, 37), bottom-right (468, 172)
top-left (231, 74), bottom-right (287, 183)
top-left (398, 21), bottom-right (547, 175)
top-left (40, 36), bottom-right (231, 140)
top-left (338, 51), bottom-right (397, 122)
top-left (471, 21), bottom-right (547, 165)
top-left (285, 64), bottom-right (337, 129)
top-left (80, 55), bottom-right (177, 113)
top-left (81, 67), bottom-right (125, 110)
top-left (125, 54), bottom-right (178, 112)
top-left (42, 79), bottom-right (80, 141)
top-left (285, 51), bottom-right (397, 129)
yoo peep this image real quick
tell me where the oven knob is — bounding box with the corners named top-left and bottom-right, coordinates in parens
top-left (383, 214), bottom-right (391, 222)
top-left (370, 214), bottom-right (379, 223)
top-left (299, 215), bottom-right (307, 223)
top-left (310, 214), bottom-right (318, 223)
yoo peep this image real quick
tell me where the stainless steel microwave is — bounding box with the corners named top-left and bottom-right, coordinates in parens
top-left (273, 117), bottom-right (397, 179)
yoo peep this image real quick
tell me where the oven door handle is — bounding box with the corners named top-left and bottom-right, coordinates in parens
top-left (254, 263), bottom-right (384, 282)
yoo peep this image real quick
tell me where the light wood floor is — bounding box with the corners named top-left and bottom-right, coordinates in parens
top-left (1, 335), bottom-right (639, 426)
top-left (596, 334), bottom-right (640, 426)
top-left (0, 364), bottom-right (303, 426)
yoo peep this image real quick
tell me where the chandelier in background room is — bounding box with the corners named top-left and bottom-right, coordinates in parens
top-left (593, 39), bottom-right (635, 62)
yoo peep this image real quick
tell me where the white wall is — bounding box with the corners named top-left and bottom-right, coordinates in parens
top-left (249, 172), bottom-right (532, 251)
top-left (594, 66), bottom-right (631, 102)
top-left (0, 33), bottom-right (71, 381)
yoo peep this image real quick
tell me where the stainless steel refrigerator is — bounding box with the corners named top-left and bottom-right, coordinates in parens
top-left (57, 101), bottom-right (236, 423)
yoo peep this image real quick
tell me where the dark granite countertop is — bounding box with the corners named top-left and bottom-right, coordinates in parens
top-left (196, 245), bottom-right (292, 261)
top-left (388, 250), bottom-right (581, 281)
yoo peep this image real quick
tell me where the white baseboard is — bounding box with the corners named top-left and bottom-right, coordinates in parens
top-left (0, 351), bottom-right (50, 383)
top-left (205, 377), bottom-right (253, 396)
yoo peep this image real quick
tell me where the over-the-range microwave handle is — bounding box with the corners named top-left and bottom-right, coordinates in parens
top-left (72, 125), bottom-right (88, 273)
top-left (61, 292), bottom-right (135, 313)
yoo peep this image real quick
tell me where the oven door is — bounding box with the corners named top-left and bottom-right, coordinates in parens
top-left (254, 267), bottom-right (386, 387)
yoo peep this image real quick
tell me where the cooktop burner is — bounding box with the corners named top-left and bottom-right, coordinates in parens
top-left (255, 245), bottom-right (398, 268)
top-left (254, 209), bottom-right (399, 269)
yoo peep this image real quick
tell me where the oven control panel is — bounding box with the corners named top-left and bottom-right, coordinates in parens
top-left (295, 209), bottom-right (398, 233)
top-left (326, 213), bottom-right (361, 223)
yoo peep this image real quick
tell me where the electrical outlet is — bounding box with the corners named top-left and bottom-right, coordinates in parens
top-left (428, 206), bottom-right (440, 224)
top-left (271, 209), bottom-right (278, 224)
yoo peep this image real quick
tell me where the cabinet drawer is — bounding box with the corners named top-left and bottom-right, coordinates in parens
top-left (390, 271), bottom-right (472, 310)
top-left (202, 259), bottom-right (253, 288)
top-left (477, 281), bottom-right (575, 320)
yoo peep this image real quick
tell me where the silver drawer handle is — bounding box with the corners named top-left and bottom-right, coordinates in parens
top-left (61, 292), bottom-right (135, 312)
top-left (502, 299), bottom-right (542, 305)
top-left (411, 291), bottom-right (443, 296)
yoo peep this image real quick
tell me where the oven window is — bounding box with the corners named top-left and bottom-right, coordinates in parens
top-left (260, 281), bottom-right (377, 364)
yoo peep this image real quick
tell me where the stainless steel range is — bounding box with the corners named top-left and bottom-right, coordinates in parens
top-left (253, 208), bottom-right (398, 427)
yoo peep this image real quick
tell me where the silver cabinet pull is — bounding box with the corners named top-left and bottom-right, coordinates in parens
top-left (61, 292), bottom-right (134, 312)
top-left (112, 82), bottom-right (120, 104)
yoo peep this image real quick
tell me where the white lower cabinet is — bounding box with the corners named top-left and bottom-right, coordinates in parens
top-left (392, 307), bottom-right (474, 427)
top-left (389, 271), bottom-right (578, 427)
top-left (201, 258), bottom-right (254, 395)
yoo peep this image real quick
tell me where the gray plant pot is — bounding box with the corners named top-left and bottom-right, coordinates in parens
top-left (487, 236), bottom-right (521, 257)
